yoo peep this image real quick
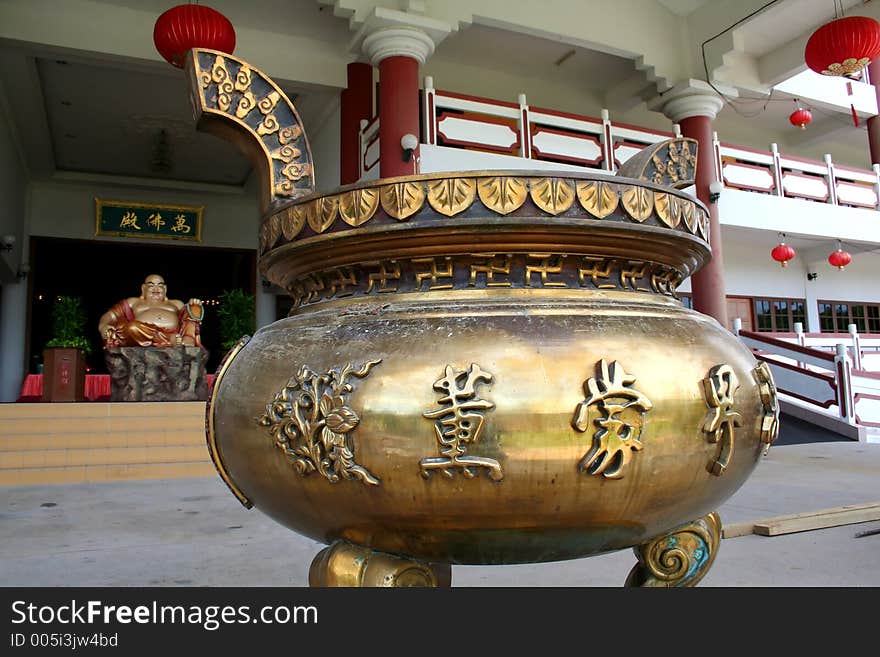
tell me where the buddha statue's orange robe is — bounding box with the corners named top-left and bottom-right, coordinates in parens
top-left (104, 299), bottom-right (202, 348)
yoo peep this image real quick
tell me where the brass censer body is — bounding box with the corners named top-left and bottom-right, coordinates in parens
top-left (190, 49), bottom-right (779, 587)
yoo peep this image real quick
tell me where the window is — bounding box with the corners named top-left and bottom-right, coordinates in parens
top-left (818, 301), bottom-right (880, 334)
top-left (753, 297), bottom-right (807, 332)
top-left (679, 293), bottom-right (693, 309)
top-left (819, 302), bottom-right (834, 332)
top-left (869, 306), bottom-right (880, 333)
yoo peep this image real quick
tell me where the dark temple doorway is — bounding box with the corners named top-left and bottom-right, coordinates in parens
top-left (28, 237), bottom-right (256, 375)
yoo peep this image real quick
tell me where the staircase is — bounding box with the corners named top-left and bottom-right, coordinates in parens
top-left (0, 402), bottom-right (215, 486)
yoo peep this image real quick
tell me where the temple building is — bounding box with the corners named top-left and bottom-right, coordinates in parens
top-left (2, 0), bottom-right (880, 406)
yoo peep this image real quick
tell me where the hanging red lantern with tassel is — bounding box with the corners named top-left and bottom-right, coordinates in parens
top-left (805, 16), bottom-right (880, 78)
top-left (828, 246), bottom-right (852, 270)
top-left (789, 107), bottom-right (812, 129)
top-left (153, 4), bottom-right (236, 69)
top-left (771, 242), bottom-right (796, 268)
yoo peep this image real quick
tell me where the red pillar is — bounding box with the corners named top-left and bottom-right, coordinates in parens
top-left (868, 59), bottom-right (880, 166)
top-left (679, 114), bottom-right (728, 327)
top-left (340, 62), bottom-right (373, 185)
top-left (378, 55), bottom-right (420, 179)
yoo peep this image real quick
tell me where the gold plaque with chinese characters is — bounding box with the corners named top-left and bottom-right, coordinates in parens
top-left (95, 199), bottom-right (203, 242)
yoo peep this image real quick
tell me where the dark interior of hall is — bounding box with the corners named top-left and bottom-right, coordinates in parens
top-left (27, 237), bottom-right (256, 375)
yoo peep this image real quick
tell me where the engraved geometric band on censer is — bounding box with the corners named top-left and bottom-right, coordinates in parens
top-left (285, 254), bottom-right (684, 311)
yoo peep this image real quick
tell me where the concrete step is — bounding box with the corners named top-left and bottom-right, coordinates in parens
top-left (1, 415), bottom-right (206, 436)
top-left (0, 401), bottom-right (215, 485)
top-left (0, 445), bottom-right (210, 469)
top-left (0, 430), bottom-right (207, 452)
top-left (0, 461), bottom-right (216, 486)
top-left (0, 401), bottom-right (206, 419)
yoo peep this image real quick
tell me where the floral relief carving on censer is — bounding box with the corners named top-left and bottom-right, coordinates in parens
top-left (258, 360), bottom-right (382, 486)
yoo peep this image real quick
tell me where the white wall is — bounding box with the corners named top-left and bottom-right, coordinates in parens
top-left (721, 234), bottom-right (812, 299)
top-left (0, 80), bottom-right (28, 401)
top-left (717, 188), bottom-right (880, 244)
top-left (0, 83), bottom-right (26, 280)
top-left (801, 250), bottom-right (880, 303)
top-left (28, 179), bottom-right (259, 249)
top-left (309, 100), bottom-right (342, 194)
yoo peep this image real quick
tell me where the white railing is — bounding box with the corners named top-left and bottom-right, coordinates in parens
top-left (357, 78), bottom-right (880, 219)
top-left (421, 76), bottom-right (674, 172)
top-left (358, 77), bottom-right (880, 212)
top-left (758, 322), bottom-right (880, 372)
top-left (715, 138), bottom-right (880, 210)
top-left (359, 78), bottom-right (677, 179)
top-left (734, 319), bottom-right (880, 436)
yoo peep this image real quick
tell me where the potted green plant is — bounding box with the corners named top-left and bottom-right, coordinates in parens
top-left (216, 289), bottom-right (255, 352)
top-left (42, 295), bottom-right (91, 402)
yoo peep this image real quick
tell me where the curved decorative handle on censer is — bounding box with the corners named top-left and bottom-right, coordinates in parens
top-left (185, 49), bottom-right (315, 214)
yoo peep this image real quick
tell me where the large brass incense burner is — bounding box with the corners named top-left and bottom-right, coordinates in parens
top-left (192, 49), bottom-right (778, 587)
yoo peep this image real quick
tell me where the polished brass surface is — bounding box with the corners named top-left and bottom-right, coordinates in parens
top-left (206, 335), bottom-right (252, 508)
top-left (195, 51), bottom-right (773, 584)
top-left (309, 541), bottom-right (451, 587)
top-left (625, 512), bottom-right (721, 587)
top-left (210, 288), bottom-right (767, 565)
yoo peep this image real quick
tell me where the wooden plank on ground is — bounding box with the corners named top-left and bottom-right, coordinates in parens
top-left (721, 522), bottom-right (755, 539)
top-left (752, 502), bottom-right (880, 537)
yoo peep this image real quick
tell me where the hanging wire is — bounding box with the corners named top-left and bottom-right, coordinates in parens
top-left (699, 0), bottom-right (783, 117)
top-left (698, 0), bottom-right (870, 126)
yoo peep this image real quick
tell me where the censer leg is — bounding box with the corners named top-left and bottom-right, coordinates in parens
top-left (309, 540), bottom-right (452, 587)
top-left (624, 512), bottom-right (722, 587)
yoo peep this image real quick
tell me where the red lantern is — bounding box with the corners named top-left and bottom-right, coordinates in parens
top-left (153, 4), bottom-right (236, 68)
top-left (828, 248), bottom-right (852, 270)
top-left (805, 16), bottom-right (880, 78)
top-left (771, 243), bottom-right (796, 268)
top-left (789, 108), bottom-right (812, 129)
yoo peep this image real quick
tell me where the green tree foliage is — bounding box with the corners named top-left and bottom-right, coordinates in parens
top-left (216, 289), bottom-right (255, 350)
top-left (45, 295), bottom-right (91, 353)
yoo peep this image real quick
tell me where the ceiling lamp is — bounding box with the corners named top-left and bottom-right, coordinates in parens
top-left (771, 242), bottom-right (796, 268)
top-left (805, 15), bottom-right (880, 78)
top-left (153, 4), bottom-right (236, 69)
top-left (828, 242), bottom-right (852, 270)
top-left (789, 107), bottom-right (812, 129)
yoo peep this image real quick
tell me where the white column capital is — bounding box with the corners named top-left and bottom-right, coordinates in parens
top-left (351, 7), bottom-right (452, 66)
top-left (361, 26), bottom-right (435, 65)
top-left (648, 79), bottom-right (736, 123)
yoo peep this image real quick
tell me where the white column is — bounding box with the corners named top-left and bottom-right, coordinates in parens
top-left (649, 80), bottom-right (728, 325)
top-left (0, 279), bottom-right (28, 401)
top-left (255, 281), bottom-right (276, 330)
